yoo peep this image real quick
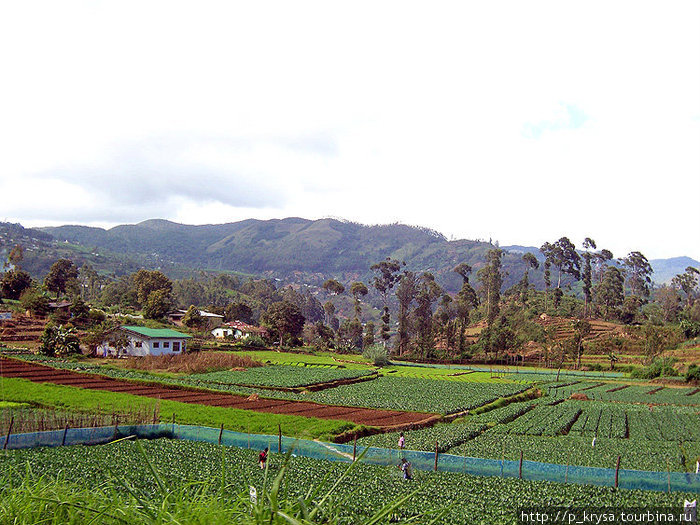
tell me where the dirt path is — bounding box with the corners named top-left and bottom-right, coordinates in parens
top-left (0, 357), bottom-right (434, 428)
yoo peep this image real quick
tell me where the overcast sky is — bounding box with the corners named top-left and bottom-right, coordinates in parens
top-left (1, 1), bottom-right (698, 260)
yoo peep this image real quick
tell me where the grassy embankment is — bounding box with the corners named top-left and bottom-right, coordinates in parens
top-left (0, 378), bottom-right (355, 440)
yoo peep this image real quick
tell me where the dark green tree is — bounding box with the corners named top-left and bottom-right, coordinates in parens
top-left (19, 288), bottom-right (50, 316)
top-left (671, 266), bottom-right (699, 307)
top-left (142, 289), bottom-right (172, 320)
top-left (322, 279), bottom-right (345, 296)
top-left (349, 281), bottom-right (369, 319)
top-left (182, 305), bottom-right (204, 328)
top-left (395, 271), bottom-right (417, 356)
top-left (519, 253), bottom-right (539, 305)
top-left (44, 259), bottom-right (79, 298)
top-left (580, 238), bottom-right (596, 318)
top-left (133, 270), bottom-right (173, 306)
top-left (0, 269), bottom-right (32, 300)
top-left (224, 302), bottom-right (254, 324)
top-left (477, 249), bottom-right (504, 327)
top-left (412, 273), bottom-right (442, 358)
top-left (595, 266), bottom-right (625, 320)
top-left (362, 321), bottom-right (375, 348)
top-left (622, 251), bottom-right (653, 301)
top-left (260, 300), bottom-right (305, 347)
top-left (370, 258), bottom-right (403, 346)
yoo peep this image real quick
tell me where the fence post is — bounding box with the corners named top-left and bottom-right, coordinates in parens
top-left (434, 440), bottom-right (438, 471)
top-left (152, 406), bottom-right (158, 425)
top-left (353, 434), bottom-right (357, 462)
top-left (218, 423), bottom-right (224, 445)
top-left (172, 413), bottom-right (175, 434)
top-left (62, 424), bottom-right (69, 446)
top-left (614, 455), bottom-right (621, 488)
top-left (278, 424), bottom-right (282, 454)
top-left (3, 416), bottom-right (13, 450)
top-left (519, 450), bottom-right (523, 479)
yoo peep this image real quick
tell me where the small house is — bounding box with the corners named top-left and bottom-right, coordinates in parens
top-left (212, 320), bottom-right (268, 340)
top-left (168, 309), bottom-right (224, 329)
top-left (99, 326), bottom-right (192, 357)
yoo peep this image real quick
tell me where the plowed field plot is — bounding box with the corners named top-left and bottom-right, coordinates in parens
top-left (0, 357), bottom-right (432, 428)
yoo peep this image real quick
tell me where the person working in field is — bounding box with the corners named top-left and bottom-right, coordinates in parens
top-left (399, 458), bottom-right (412, 480)
top-left (259, 447), bottom-right (268, 469)
top-left (398, 432), bottom-right (405, 451)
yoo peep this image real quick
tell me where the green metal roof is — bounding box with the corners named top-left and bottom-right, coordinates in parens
top-left (122, 326), bottom-right (192, 339)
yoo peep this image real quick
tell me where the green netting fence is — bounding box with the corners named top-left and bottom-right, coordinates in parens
top-left (1, 424), bottom-right (698, 494)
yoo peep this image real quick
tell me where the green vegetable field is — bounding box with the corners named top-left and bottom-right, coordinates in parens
top-left (0, 440), bottom-right (694, 524)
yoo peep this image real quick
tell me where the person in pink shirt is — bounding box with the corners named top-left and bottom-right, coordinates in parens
top-left (398, 432), bottom-right (405, 450)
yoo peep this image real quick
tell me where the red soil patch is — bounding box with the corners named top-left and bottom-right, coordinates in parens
top-left (0, 357), bottom-right (433, 429)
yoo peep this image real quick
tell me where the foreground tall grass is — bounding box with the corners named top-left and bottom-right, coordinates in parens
top-left (0, 441), bottom-right (431, 525)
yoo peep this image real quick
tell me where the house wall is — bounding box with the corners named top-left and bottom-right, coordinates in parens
top-left (99, 335), bottom-right (188, 357)
top-left (212, 327), bottom-right (244, 339)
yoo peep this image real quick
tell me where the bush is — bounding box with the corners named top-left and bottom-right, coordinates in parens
top-left (362, 343), bottom-right (389, 367)
top-left (685, 364), bottom-right (700, 382)
top-left (39, 324), bottom-right (81, 357)
top-left (630, 357), bottom-right (679, 379)
top-left (19, 288), bottom-right (50, 316)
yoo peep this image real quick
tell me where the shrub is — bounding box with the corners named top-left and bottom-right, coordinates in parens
top-left (629, 357), bottom-right (679, 379)
top-left (39, 324), bottom-right (81, 357)
top-left (685, 364), bottom-right (700, 382)
top-left (362, 343), bottom-right (389, 367)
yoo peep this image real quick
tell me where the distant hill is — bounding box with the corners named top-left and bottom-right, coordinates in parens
top-left (649, 256), bottom-right (700, 284)
top-left (38, 218), bottom-right (543, 292)
top-left (1, 219), bottom-right (693, 293)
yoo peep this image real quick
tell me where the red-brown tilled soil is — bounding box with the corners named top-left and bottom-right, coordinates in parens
top-left (0, 357), bottom-right (433, 428)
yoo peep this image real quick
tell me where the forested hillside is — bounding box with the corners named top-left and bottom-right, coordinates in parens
top-left (39, 219), bottom-right (543, 292)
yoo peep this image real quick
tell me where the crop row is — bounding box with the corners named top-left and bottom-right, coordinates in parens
top-left (448, 433), bottom-right (700, 473)
top-left (0, 439), bottom-right (694, 524)
top-left (190, 365), bottom-right (373, 388)
top-left (274, 376), bottom-right (531, 414)
top-left (357, 420), bottom-right (490, 453)
top-left (491, 404), bottom-right (583, 437)
top-left (549, 382), bottom-right (700, 406)
top-left (10, 356), bottom-right (372, 390)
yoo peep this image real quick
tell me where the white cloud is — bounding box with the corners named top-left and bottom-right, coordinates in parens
top-left (0, 1), bottom-right (698, 260)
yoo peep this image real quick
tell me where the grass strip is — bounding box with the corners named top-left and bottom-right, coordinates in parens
top-left (0, 377), bottom-right (355, 441)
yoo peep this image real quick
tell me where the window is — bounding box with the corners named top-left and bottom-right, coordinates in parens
top-left (153, 342), bottom-right (160, 348)
top-left (134, 341), bottom-right (142, 348)
top-left (163, 341), bottom-right (170, 348)
top-left (172, 342), bottom-right (180, 352)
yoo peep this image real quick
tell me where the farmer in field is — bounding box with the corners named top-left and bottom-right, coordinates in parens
top-left (259, 447), bottom-right (268, 469)
top-left (398, 432), bottom-right (405, 451)
top-left (399, 458), bottom-right (412, 480)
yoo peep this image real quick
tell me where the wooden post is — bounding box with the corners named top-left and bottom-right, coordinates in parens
top-left (62, 424), bottom-right (69, 446)
top-left (3, 416), bottom-right (14, 450)
top-left (152, 406), bottom-right (158, 425)
top-left (434, 440), bottom-right (438, 471)
top-left (218, 423), bottom-right (224, 445)
top-left (353, 434), bottom-right (357, 462)
top-left (519, 450), bottom-right (523, 479)
top-left (614, 455), bottom-right (621, 488)
top-left (666, 458), bottom-right (671, 493)
top-left (278, 423), bottom-right (282, 453)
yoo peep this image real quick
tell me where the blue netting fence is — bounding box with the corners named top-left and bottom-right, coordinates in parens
top-left (1, 424), bottom-right (698, 494)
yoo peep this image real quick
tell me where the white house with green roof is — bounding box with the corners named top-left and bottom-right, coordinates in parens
top-left (99, 326), bottom-right (192, 357)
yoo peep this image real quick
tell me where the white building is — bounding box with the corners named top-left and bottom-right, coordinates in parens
top-left (99, 326), bottom-right (192, 357)
top-left (212, 321), bottom-right (268, 340)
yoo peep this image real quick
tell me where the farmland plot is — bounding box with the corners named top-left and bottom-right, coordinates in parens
top-left (0, 440), bottom-right (693, 524)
